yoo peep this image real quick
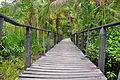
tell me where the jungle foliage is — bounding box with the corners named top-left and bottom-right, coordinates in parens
top-left (0, 0), bottom-right (120, 80)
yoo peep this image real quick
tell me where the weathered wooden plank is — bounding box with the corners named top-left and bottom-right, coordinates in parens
top-left (23, 70), bottom-right (103, 75)
top-left (29, 66), bottom-right (99, 70)
top-left (32, 63), bottom-right (96, 66)
top-left (17, 38), bottom-right (106, 80)
top-left (19, 73), bottom-right (105, 79)
top-left (17, 77), bottom-right (106, 80)
top-left (25, 68), bottom-right (102, 72)
top-left (31, 64), bottom-right (95, 68)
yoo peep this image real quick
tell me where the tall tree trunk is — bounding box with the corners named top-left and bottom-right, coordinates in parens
top-left (32, 1), bottom-right (39, 45)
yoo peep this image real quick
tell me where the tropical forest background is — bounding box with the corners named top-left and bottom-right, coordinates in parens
top-left (0, 0), bottom-right (120, 80)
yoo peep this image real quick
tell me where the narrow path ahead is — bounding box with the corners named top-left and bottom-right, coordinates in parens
top-left (16, 38), bottom-right (107, 80)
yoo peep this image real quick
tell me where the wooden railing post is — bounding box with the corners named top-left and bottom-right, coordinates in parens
top-left (73, 34), bottom-right (75, 44)
top-left (61, 35), bottom-right (63, 41)
top-left (60, 35), bottom-right (62, 41)
top-left (59, 34), bottom-right (61, 42)
top-left (58, 34), bottom-right (59, 43)
top-left (76, 33), bottom-right (78, 47)
top-left (56, 33), bottom-right (58, 44)
top-left (86, 30), bottom-right (90, 54)
top-left (54, 33), bottom-right (56, 45)
top-left (117, 70), bottom-right (120, 80)
top-left (81, 32), bottom-right (84, 51)
top-left (58, 34), bottom-right (61, 43)
top-left (24, 27), bottom-right (31, 69)
top-left (70, 33), bottom-right (72, 39)
top-left (71, 34), bottom-right (73, 41)
top-left (98, 27), bottom-right (106, 73)
top-left (42, 31), bottom-right (45, 54)
top-left (0, 18), bottom-right (4, 41)
top-left (72, 34), bottom-right (74, 43)
top-left (47, 31), bottom-right (50, 51)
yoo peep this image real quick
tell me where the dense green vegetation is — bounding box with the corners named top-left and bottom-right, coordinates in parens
top-left (0, 0), bottom-right (120, 80)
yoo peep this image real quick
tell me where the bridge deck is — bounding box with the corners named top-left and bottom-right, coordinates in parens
top-left (16, 38), bottom-right (107, 80)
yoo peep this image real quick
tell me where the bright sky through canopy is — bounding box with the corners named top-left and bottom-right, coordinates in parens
top-left (0, 0), bottom-right (12, 7)
top-left (0, 0), bottom-right (12, 4)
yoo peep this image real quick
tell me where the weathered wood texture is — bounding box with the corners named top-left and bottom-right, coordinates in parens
top-left (0, 18), bottom-right (4, 41)
top-left (47, 32), bottom-right (50, 51)
top-left (81, 32), bottom-right (84, 51)
top-left (86, 30), bottom-right (90, 54)
top-left (76, 33), bottom-right (78, 47)
top-left (98, 27), bottom-right (106, 73)
top-left (17, 38), bottom-right (107, 80)
top-left (54, 33), bottom-right (56, 45)
top-left (42, 31), bottom-right (45, 54)
top-left (24, 27), bottom-right (31, 69)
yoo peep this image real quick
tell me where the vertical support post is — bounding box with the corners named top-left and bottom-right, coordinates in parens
top-left (76, 33), bottom-right (78, 47)
top-left (47, 31), bottom-right (50, 51)
top-left (72, 34), bottom-right (74, 42)
top-left (61, 35), bottom-right (63, 41)
top-left (54, 33), bottom-right (56, 45)
top-left (59, 35), bottom-right (60, 42)
top-left (73, 34), bottom-right (75, 44)
top-left (59, 35), bottom-right (62, 41)
top-left (0, 18), bottom-right (4, 41)
top-left (117, 70), bottom-right (120, 80)
top-left (57, 34), bottom-right (60, 43)
top-left (71, 34), bottom-right (73, 41)
top-left (42, 31), bottom-right (45, 54)
top-left (70, 33), bottom-right (72, 39)
top-left (24, 27), bottom-right (31, 69)
top-left (81, 32), bottom-right (84, 51)
top-left (98, 27), bottom-right (106, 73)
top-left (86, 30), bottom-right (90, 54)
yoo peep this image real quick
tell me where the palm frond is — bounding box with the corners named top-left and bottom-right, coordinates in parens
top-left (50, 0), bottom-right (75, 9)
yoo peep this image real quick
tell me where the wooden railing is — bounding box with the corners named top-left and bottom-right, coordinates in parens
top-left (71, 21), bottom-right (120, 80)
top-left (0, 13), bottom-right (62, 69)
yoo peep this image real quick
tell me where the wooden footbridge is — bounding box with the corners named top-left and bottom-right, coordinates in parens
top-left (0, 14), bottom-right (120, 80)
top-left (17, 38), bottom-right (107, 80)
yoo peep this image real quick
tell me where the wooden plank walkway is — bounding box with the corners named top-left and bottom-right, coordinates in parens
top-left (16, 38), bottom-right (107, 80)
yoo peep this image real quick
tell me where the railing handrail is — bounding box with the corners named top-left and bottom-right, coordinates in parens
top-left (0, 13), bottom-right (51, 32)
top-left (71, 21), bottom-right (120, 79)
top-left (77, 21), bottom-right (120, 33)
top-left (0, 13), bottom-right (63, 70)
